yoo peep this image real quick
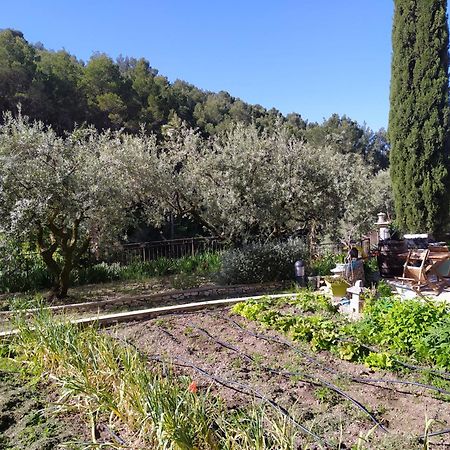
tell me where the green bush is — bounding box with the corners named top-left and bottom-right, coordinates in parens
top-left (0, 251), bottom-right (221, 293)
top-left (217, 239), bottom-right (308, 285)
top-left (376, 280), bottom-right (393, 297)
top-left (361, 298), bottom-right (448, 354)
top-left (363, 257), bottom-right (380, 284)
top-left (309, 252), bottom-right (345, 276)
top-left (414, 317), bottom-right (450, 369)
top-left (0, 240), bottom-right (53, 293)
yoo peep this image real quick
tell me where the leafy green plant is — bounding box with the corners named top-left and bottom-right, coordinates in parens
top-left (289, 291), bottom-right (337, 314)
top-left (363, 258), bottom-right (379, 284)
top-left (414, 318), bottom-right (450, 369)
top-left (234, 293), bottom-right (450, 373)
top-left (336, 341), bottom-right (367, 362)
top-left (364, 352), bottom-right (395, 370)
top-left (313, 386), bottom-right (342, 406)
top-left (309, 253), bottom-right (346, 276)
top-left (365, 299), bottom-right (447, 353)
top-left (376, 280), bottom-right (393, 297)
top-left (232, 300), bottom-right (270, 321)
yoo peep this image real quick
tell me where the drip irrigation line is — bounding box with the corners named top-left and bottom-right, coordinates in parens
top-left (191, 325), bottom-right (319, 384)
top-left (351, 377), bottom-right (450, 396)
top-left (99, 423), bottom-right (127, 446)
top-left (190, 323), bottom-right (387, 433)
top-left (217, 315), bottom-right (450, 397)
top-left (115, 335), bottom-right (331, 449)
top-left (217, 314), bottom-right (338, 375)
top-left (158, 326), bottom-right (182, 344)
top-left (418, 428), bottom-right (450, 440)
top-left (112, 332), bottom-right (331, 447)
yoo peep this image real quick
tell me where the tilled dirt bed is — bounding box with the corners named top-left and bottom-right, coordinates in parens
top-left (0, 370), bottom-right (88, 449)
top-left (108, 308), bottom-right (450, 449)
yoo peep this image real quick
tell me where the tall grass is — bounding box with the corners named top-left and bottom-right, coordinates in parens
top-left (8, 311), bottom-right (301, 449)
top-left (0, 252), bottom-right (222, 294)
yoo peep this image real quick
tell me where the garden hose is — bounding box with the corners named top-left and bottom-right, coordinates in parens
top-left (114, 333), bottom-right (331, 448)
top-left (189, 323), bottom-right (387, 433)
top-left (218, 314), bottom-right (450, 397)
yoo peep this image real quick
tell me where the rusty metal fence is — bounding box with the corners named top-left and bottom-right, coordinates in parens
top-left (120, 237), bottom-right (225, 264)
top-left (118, 237), bottom-right (371, 265)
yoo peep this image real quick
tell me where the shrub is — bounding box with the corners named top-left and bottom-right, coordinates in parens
top-left (376, 280), bottom-right (393, 297)
top-left (309, 253), bottom-right (345, 276)
top-left (363, 258), bottom-right (380, 285)
top-left (217, 239), bottom-right (308, 285)
top-left (414, 317), bottom-right (450, 369)
top-left (0, 241), bottom-right (53, 293)
top-left (0, 251), bottom-right (221, 293)
top-left (362, 298), bottom-right (448, 354)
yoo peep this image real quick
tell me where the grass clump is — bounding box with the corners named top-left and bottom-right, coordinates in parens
top-left (8, 310), bottom-right (305, 448)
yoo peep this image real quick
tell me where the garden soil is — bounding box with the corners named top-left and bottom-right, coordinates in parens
top-left (108, 308), bottom-right (450, 449)
top-left (0, 370), bottom-right (87, 449)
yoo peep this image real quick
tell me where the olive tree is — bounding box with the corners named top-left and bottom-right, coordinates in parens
top-left (150, 122), bottom-right (376, 244)
top-left (0, 114), bottom-right (155, 298)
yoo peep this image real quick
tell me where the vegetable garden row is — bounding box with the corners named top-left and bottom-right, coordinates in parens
top-left (1, 288), bottom-right (449, 448)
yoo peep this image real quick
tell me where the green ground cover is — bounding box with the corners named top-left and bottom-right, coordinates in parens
top-left (232, 291), bottom-right (450, 374)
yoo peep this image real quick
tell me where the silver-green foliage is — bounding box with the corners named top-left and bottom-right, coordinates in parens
top-left (217, 239), bottom-right (308, 284)
top-left (156, 121), bottom-right (387, 241)
top-left (0, 113), bottom-right (391, 296)
top-left (0, 113), bottom-right (157, 296)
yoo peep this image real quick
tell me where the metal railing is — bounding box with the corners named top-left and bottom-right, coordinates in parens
top-left (120, 237), bottom-right (224, 264)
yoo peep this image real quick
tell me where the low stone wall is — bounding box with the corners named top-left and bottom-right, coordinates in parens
top-left (0, 282), bottom-right (286, 320)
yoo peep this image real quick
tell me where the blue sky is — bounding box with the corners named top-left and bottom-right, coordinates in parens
top-left (2, 0), bottom-right (396, 130)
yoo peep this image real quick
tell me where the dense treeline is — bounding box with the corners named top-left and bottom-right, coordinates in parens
top-left (0, 28), bottom-right (389, 171)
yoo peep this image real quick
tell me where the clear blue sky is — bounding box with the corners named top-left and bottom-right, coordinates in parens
top-left (2, 0), bottom-right (397, 130)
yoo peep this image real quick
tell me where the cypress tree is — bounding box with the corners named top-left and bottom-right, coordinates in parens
top-left (389, 0), bottom-right (450, 235)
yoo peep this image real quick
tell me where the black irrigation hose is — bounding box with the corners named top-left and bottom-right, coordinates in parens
top-left (99, 423), bottom-right (127, 446)
top-left (191, 325), bottom-right (318, 384)
top-left (351, 376), bottom-right (450, 396)
top-left (111, 325), bottom-right (450, 446)
top-left (190, 323), bottom-right (388, 433)
top-left (113, 333), bottom-right (331, 448)
top-left (419, 428), bottom-right (450, 440)
top-left (150, 353), bottom-right (332, 448)
top-left (216, 314), bottom-right (339, 375)
top-left (219, 314), bottom-right (450, 396)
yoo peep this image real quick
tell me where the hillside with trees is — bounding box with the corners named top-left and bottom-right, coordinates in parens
top-left (0, 28), bottom-right (389, 172)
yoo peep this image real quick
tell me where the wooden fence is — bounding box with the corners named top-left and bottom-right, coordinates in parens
top-left (120, 237), bottom-right (224, 264)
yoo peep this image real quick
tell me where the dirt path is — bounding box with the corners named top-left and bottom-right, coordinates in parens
top-left (108, 308), bottom-right (450, 449)
top-left (0, 370), bottom-right (88, 449)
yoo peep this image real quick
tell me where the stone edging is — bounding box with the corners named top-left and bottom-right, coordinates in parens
top-left (0, 292), bottom-right (297, 339)
top-left (0, 282), bottom-right (285, 319)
